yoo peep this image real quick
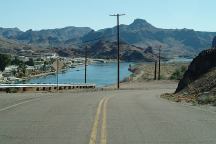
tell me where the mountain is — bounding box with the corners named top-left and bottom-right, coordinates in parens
top-left (0, 37), bottom-right (21, 54)
top-left (0, 19), bottom-right (216, 59)
top-left (0, 26), bottom-right (92, 47)
top-left (86, 40), bottom-right (158, 61)
top-left (82, 19), bottom-right (216, 58)
top-left (0, 36), bottom-right (42, 55)
top-left (0, 27), bottom-right (22, 39)
top-left (0, 36), bottom-right (29, 54)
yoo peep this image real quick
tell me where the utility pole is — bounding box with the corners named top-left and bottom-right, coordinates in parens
top-left (158, 45), bottom-right (161, 80)
top-left (110, 13), bottom-right (125, 89)
top-left (85, 45), bottom-right (87, 83)
top-left (56, 57), bottom-right (59, 91)
top-left (154, 61), bottom-right (157, 80)
top-left (52, 45), bottom-right (59, 92)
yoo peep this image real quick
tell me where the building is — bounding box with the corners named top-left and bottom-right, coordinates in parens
top-left (0, 72), bottom-right (3, 79)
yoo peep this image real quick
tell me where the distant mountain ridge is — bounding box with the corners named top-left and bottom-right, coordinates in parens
top-left (83, 19), bottom-right (216, 58)
top-left (0, 19), bottom-right (216, 59)
top-left (0, 26), bottom-right (92, 47)
top-left (0, 27), bottom-right (22, 39)
top-left (86, 40), bottom-right (158, 61)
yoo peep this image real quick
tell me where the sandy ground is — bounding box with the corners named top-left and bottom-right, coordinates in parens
top-left (104, 80), bottom-right (178, 90)
top-left (128, 62), bottom-right (189, 81)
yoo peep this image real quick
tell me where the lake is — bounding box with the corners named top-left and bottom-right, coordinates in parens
top-left (26, 57), bottom-right (193, 87)
top-left (27, 62), bottom-right (133, 87)
top-left (167, 57), bottom-right (193, 63)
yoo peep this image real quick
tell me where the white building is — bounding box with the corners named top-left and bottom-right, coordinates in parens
top-left (44, 53), bottom-right (58, 59)
top-left (0, 72), bottom-right (3, 79)
top-left (4, 65), bottom-right (18, 72)
top-left (3, 65), bottom-right (18, 77)
top-left (18, 56), bottom-right (29, 62)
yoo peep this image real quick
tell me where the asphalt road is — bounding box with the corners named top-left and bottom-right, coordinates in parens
top-left (0, 87), bottom-right (216, 144)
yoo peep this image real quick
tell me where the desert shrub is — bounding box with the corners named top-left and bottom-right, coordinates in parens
top-left (170, 65), bottom-right (187, 80)
top-left (197, 95), bottom-right (216, 105)
top-left (6, 88), bottom-right (18, 93)
top-left (159, 74), bottom-right (166, 80)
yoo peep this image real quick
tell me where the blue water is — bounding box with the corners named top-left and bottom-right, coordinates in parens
top-left (27, 62), bottom-right (132, 87)
top-left (167, 57), bottom-right (193, 63)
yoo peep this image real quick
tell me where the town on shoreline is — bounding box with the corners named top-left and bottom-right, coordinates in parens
top-left (0, 52), bottom-right (116, 84)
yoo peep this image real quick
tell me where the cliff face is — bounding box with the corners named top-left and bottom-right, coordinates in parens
top-left (175, 48), bottom-right (216, 93)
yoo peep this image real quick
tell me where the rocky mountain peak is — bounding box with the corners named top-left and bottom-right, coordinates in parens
top-left (144, 46), bottom-right (154, 54)
top-left (129, 19), bottom-right (156, 30)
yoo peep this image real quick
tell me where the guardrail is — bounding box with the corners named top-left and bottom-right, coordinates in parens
top-left (0, 83), bottom-right (96, 93)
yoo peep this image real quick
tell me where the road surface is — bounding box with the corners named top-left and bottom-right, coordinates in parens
top-left (0, 83), bottom-right (216, 144)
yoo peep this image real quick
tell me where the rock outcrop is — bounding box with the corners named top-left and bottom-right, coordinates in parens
top-left (175, 48), bottom-right (216, 93)
top-left (212, 36), bottom-right (216, 48)
top-left (87, 40), bottom-right (158, 62)
top-left (144, 46), bottom-right (154, 54)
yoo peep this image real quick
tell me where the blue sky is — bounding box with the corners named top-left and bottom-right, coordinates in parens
top-left (0, 0), bottom-right (215, 32)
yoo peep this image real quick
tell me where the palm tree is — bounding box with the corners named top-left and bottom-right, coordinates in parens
top-left (17, 63), bottom-right (27, 78)
top-left (11, 69), bottom-right (17, 77)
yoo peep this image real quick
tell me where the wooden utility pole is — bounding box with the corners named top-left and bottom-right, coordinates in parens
top-left (56, 57), bottom-right (59, 91)
top-left (158, 45), bottom-right (161, 80)
top-left (110, 14), bottom-right (125, 89)
top-left (85, 45), bottom-right (87, 83)
top-left (154, 61), bottom-right (157, 80)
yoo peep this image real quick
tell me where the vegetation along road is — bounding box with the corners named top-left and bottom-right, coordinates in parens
top-left (0, 82), bottom-right (216, 144)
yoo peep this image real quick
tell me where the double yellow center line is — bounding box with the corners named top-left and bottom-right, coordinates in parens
top-left (89, 97), bottom-right (110, 144)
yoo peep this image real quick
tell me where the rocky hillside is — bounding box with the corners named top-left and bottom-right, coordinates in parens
top-left (0, 27), bottom-right (22, 39)
top-left (176, 48), bottom-right (216, 93)
top-left (86, 40), bottom-right (158, 61)
top-left (174, 48), bottom-right (216, 104)
top-left (54, 40), bottom-right (158, 61)
top-left (0, 26), bottom-right (92, 47)
top-left (1, 19), bottom-right (216, 59)
top-left (0, 37), bottom-right (38, 54)
top-left (212, 36), bottom-right (216, 48)
top-left (0, 35), bottom-right (157, 62)
top-left (83, 19), bottom-right (216, 58)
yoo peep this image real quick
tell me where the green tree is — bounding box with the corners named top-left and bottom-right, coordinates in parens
top-left (17, 63), bottom-right (27, 77)
top-left (42, 61), bottom-right (49, 71)
top-left (25, 58), bottom-right (34, 66)
top-left (50, 58), bottom-right (55, 64)
top-left (11, 57), bottom-right (24, 66)
top-left (11, 69), bottom-right (17, 76)
top-left (170, 65), bottom-right (187, 80)
top-left (0, 54), bottom-right (11, 72)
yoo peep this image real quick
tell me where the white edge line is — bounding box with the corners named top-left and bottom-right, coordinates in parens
top-left (0, 98), bottom-right (40, 112)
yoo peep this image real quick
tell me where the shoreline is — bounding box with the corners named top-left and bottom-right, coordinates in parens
top-left (19, 61), bottom-right (131, 85)
top-left (13, 61), bottom-right (189, 86)
top-left (103, 62), bottom-right (187, 89)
